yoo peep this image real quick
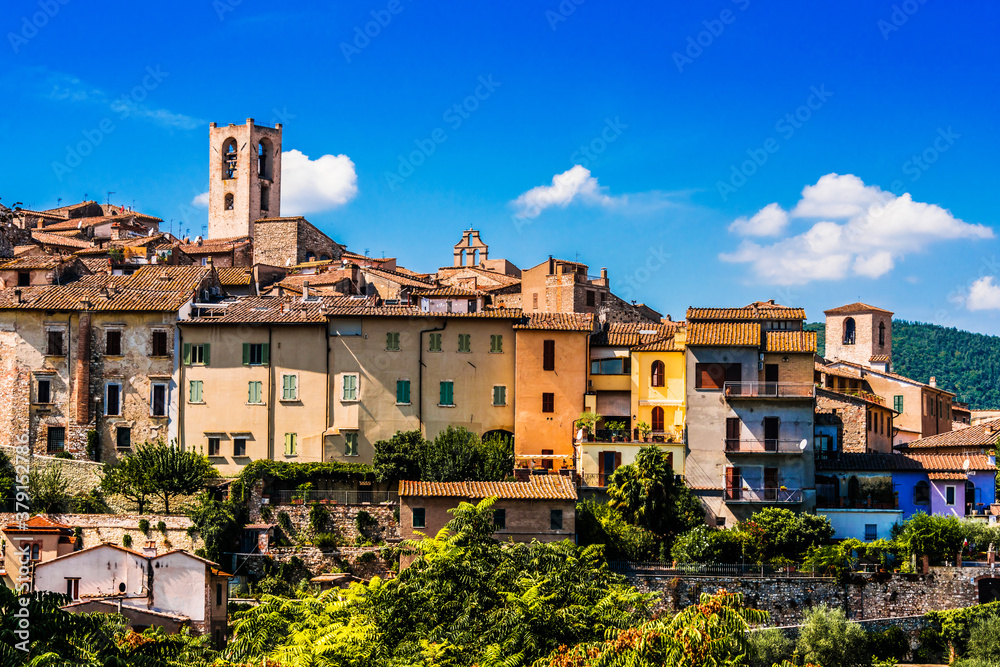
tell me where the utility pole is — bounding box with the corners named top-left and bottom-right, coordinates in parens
top-left (107, 191), bottom-right (115, 206)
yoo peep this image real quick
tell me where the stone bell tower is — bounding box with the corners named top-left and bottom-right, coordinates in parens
top-left (207, 118), bottom-right (282, 239)
top-left (453, 229), bottom-right (489, 267)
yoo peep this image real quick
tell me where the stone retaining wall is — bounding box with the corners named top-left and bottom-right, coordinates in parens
top-left (0, 512), bottom-right (201, 553)
top-left (270, 502), bottom-right (399, 545)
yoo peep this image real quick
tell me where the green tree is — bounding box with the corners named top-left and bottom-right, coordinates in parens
top-left (0, 451), bottom-right (15, 510)
top-left (478, 431), bottom-right (514, 481)
top-left (796, 604), bottom-right (870, 667)
top-left (101, 451), bottom-right (153, 513)
top-left (187, 493), bottom-right (242, 564)
top-left (420, 425), bottom-right (482, 482)
top-left (607, 445), bottom-right (703, 540)
top-left (372, 429), bottom-right (427, 482)
top-left (105, 441), bottom-right (218, 515)
top-left (576, 499), bottom-right (659, 561)
top-left (28, 465), bottom-right (73, 513)
top-left (750, 507), bottom-right (834, 561)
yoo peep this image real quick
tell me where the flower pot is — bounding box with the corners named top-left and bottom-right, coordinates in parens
top-left (291, 499), bottom-right (304, 505)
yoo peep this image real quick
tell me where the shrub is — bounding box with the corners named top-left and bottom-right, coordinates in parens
top-left (259, 504), bottom-right (273, 522)
top-left (309, 502), bottom-right (328, 533)
top-left (356, 551), bottom-right (377, 563)
top-left (355, 509), bottom-right (376, 531)
top-left (278, 512), bottom-right (293, 533)
top-left (926, 600), bottom-right (1000, 655)
top-left (122, 534), bottom-right (133, 548)
top-left (869, 626), bottom-right (910, 662)
top-left (313, 532), bottom-right (339, 549)
top-left (86, 429), bottom-right (100, 462)
top-left (967, 616), bottom-right (1000, 663)
top-left (71, 489), bottom-right (112, 514)
top-left (796, 605), bottom-right (869, 667)
top-left (156, 520), bottom-right (167, 534)
top-left (746, 627), bottom-right (793, 667)
top-left (577, 499), bottom-right (659, 561)
top-left (53, 451), bottom-right (73, 460)
top-left (138, 519), bottom-right (150, 534)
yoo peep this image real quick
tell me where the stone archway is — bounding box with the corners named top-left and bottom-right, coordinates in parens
top-left (976, 574), bottom-right (1000, 603)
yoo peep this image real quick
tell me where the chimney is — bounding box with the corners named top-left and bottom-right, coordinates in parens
top-left (13, 289), bottom-right (22, 304)
top-left (600, 267), bottom-right (608, 282)
top-left (663, 314), bottom-right (672, 322)
top-left (143, 540), bottom-right (157, 557)
top-left (929, 376), bottom-right (937, 388)
top-left (71, 311), bottom-right (92, 425)
top-left (302, 280), bottom-right (310, 300)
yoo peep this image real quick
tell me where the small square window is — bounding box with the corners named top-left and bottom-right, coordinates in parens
top-left (550, 509), bottom-right (563, 531)
top-left (344, 432), bottom-right (359, 457)
top-left (116, 427), bottom-right (131, 450)
top-left (864, 524), bottom-right (877, 541)
top-left (429, 333), bottom-right (442, 352)
top-left (17, 271), bottom-right (30, 287)
top-left (106, 330), bottom-right (122, 356)
top-left (47, 427), bottom-right (65, 454)
top-left (243, 343), bottom-right (268, 366)
top-left (36, 379), bottom-right (51, 404)
top-left (386, 332), bottom-right (400, 351)
top-left (151, 330), bottom-right (169, 357)
top-left (207, 436), bottom-right (221, 457)
top-left (233, 438), bottom-right (247, 457)
top-left (493, 508), bottom-right (506, 530)
top-left (542, 393), bottom-right (554, 413)
top-left (458, 334), bottom-right (471, 353)
top-left (46, 330), bottom-right (64, 356)
top-left (412, 507), bottom-right (426, 529)
top-left (187, 344), bottom-right (209, 366)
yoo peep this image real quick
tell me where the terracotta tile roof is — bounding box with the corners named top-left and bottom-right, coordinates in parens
top-left (896, 418), bottom-right (1000, 451)
top-left (0, 285), bottom-right (192, 312)
top-left (0, 255), bottom-right (74, 270)
top-left (870, 354), bottom-right (891, 363)
top-left (117, 266), bottom-right (210, 291)
top-left (43, 215), bottom-right (150, 232)
top-left (765, 330), bottom-right (817, 353)
top-left (927, 472), bottom-right (967, 480)
top-left (182, 295), bottom-right (338, 324)
top-left (687, 321), bottom-right (760, 346)
top-left (687, 302), bottom-right (806, 321)
top-left (3, 514), bottom-right (73, 532)
top-left (216, 267), bottom-right (254, 286)
top-left (591, 322), bottom-right (681, 350)
top-left (825, 360), bottom-right (956, 396)
top-left (30, 231), bottom-right (93, 249)
top-left (824, 302), bottom-right (894, 316)
top-left (361, 266), bottom-right (436, 288)
top-left (74, 234), bottom-right (170, 255)
top-left (436, 266), bottom-right (522, 288)
top-left (99, 205), bottom-right (162, 222)
top-left (815, 362), bottom-right (863, 379)
top-left (178, 236), bottom-right (251, 254)
top-left (816, 452), bottom-right (993, 472)
top-left (399, 476), bottom-right (577, 500)
top-left (816, 386), bottom-right (891, 410)
top-left (413, 286), bottom-right (483, 297)
top-left (513, 313), bottom-right (594, 331)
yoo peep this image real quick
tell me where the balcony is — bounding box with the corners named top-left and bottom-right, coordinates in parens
top-left (724, 487), bottom-right (803, 503)
top-left (723, 382), bottom-right (815, 399)
top-left (724, 439), bottom-right (806, 454)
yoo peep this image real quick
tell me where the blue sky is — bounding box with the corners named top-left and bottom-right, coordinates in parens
top-left (4, 0), bottom-right (1000, 332)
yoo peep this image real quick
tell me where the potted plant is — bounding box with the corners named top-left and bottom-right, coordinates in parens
top-left (574, 411), bottom-right (601, 442)
top-left (637, 420), bottom-right (652, 442)
top-left (292, 482), bottom-right (313, 505)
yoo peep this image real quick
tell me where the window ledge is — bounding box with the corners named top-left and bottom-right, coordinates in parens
top-left (245, 402), bottom-right (266, 406)
top-left (493, 404), bottom-right (507, 408)
top-left (188, 401), bottom-right (206, 405)
top-left (279, 398), bottom-right (301, 404)
top-left (149, 355), bottom-right (172, 360)
top-left (340, 399), bottom-right (359, 404)
top-left (44, 354), bottom-right (66, 358)
top-left (104, 354), bottom-right (124, 359)
top-left (438, 403), bottom-right (456, 408)
top-left (386, 349), bottom-right (400, 352)
top-left (150, 414), bottom-right (168, 419)
top-left (396, 402), bottom-right (412, 406)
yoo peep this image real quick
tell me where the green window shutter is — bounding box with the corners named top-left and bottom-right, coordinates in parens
top-left (894, 395), bottom-right (903, 413)
top-left (249, 381), bottom-right (262, 404)
top-left (397, 380), bottom-right (410, 404)
top-left (242, 343), bottom-right (250, 366)
top-left (440, 382), bottom-right (447, 405)
top-left (440, 381), bottom-right (453, 405)
top-left (203, 343), bottom-right (211, 366)
top-left (285, 433), bottom-right (296, 456)
top-left (248, 382), bottom-right (254, 403)
top-left (261, 343), bottom-right (270, 366)
top-left (182, 343), bottom-right (191, 366)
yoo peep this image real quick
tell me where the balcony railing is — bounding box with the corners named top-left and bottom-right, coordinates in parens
top-left (724, 439), bottom-right (806, 454)
top-left (723, 382), bottom-right (815, 399)
top-left (724, 487), bottom-right (803, 503)
top-left (580, 472), bottom-right (613, 487)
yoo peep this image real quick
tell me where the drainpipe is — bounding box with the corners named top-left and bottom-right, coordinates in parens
top-left (267, 327), bottom-right (274, 460)
top-left (178, 327), bottom-right (185, 451)
top-left (325, 323), bottom-right (330, 462)
top-left (418, 320), bottom-right (447, 434)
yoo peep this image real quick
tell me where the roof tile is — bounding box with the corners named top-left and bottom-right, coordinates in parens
top-left (687, 321), bottom-right (760, 346)
top-left (399, 476), bottom-right (577, 500)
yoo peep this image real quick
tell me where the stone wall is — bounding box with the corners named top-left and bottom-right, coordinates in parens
top-left (816, 391), bottom-right (867, 454)
top-left (258, 544), bottom-right (394, 580)
top-left (267, 502), bottom-right (399, 545)
top-left (630, 566), bottom-right (989, 626)
top-left (0, 444), bottom-right (103, 492)
top-left (253, 217), bottom-right (343, 268)
top-left (0, 512), bottom-right (201, 553)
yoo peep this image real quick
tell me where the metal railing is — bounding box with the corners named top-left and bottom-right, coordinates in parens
top-left (274, 490), bottom-right (398, 505)
top-left (724, 487), bottom-right (803, 503)
top-left (723, 382), bottom-right (815, 398)
top-left (724, 439), bottom-right (806, 454)
top-left (580, 472), bottom-right (611, 487)
top-left (609, 561), bottom-right (825, 578)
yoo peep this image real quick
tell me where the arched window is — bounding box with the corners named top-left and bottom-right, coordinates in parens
top-left (843, 317), bottom-right (856, 345)
top-left (257, 140), bottom-right (270, 179)
top-left (260, 184), bottom-right (270, 212)
top-left (651, 360), bottom-right (665, 387)
top-left (848, 476), bottom-right (860, 505)
top-left (222, 138), bottom-right (238, 180)
top-left (320, 254), bottom-right (330, 261)
top-left (224, 193), bottom-right (234, 211)
top-left (914, 480), bottom-right (930, 504)
top-left (651, 407), bottom-right (664, 432)
top-left (305, 251), bottom-right (316, 262)
top-left (878, 321), bottom-right (886, 347)
top-left (966, 480), bottom-right (978, 513)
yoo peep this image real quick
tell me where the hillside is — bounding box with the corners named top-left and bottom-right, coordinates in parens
top-left (806, 320), bottom-right (1000, 409)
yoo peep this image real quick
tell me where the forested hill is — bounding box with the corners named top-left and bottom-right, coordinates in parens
top-left (804, 320), bottom-right (1000, 409)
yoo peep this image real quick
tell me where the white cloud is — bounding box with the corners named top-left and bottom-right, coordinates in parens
top-left (192, 192), bottom-right (210, 207)
top-left (966, 276), bottom-right (1000, 311)
top-left (721, 173), bottom-right (994, 285)
top-left (511, 165), bottom-right (621, 219)
top-left (280, 150), bottom-right (358, 216)
top-left (729, 202), bottom-right (789, 237)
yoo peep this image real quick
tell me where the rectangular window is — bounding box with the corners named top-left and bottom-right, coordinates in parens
top-left (17, 271), bottom-right (30, 287)
top-left (284, 433), bottom-right (297, 457)
top-left (946, 486), bottom-right (956, 506)
top-left (590, 358), bottom-right (630, 375)
top-left (428, 333), bottom-right (442, 352)
top-left (864, 524), bottom-right (877, 541)
top-left (458, 334), bottom-right (471, 353)
top-left (106, 383), bottom-right (122, 416)
top-left (586, 290), bottom-right (595, 306)
top-left (532, 293), bottom-right (538, 309)
top-left (189, 380), bottom-right (203, 403)
top-left (216, 583), bottom-right (223, 607)
top-left (695, 363), bottom-right (741, 390)
top-left (490, 335), bottom-right (503, 353)
top-left (493, 508), bottom-right (506, 530)
top-left (242, 343), bottom-right (269, 366)
top-left (248, 381), bottom-right (263, 404)
top-left (37, 378), bottom-right (51, 404)
top-left (151, 383), bottom-right (167, 417)
top-left (541, 448), bottom-right (554, 470)
top-left (893, 395), bottom-right (903, 413)
top-left (412, 507), bottom-right (426, 528)
top-left (207, 436), bottom-right (220, 456)
top-left (47, 427), bottom-right (65, 454)
top-left (542, 392), bottom-right (554, 413)
top-left (439, 381), bottom-right (455, 406)
top-left (233, 438), bottom-right (247, 457)
top-left (386, 332), bottom-right (400, 351)
top-left (66, 578), bottom-right (80, 601)
top-left (151, 330), bottom-right (169, 357)
top-left (468, 299), bottom-right (477, 313)
top-left (493, 385), bottom-right (506, 406)
top-left (342, 374), bottom-right (358, 401)
top-left (725, 466), bottom-right (741, 501)
top-left (183, 343), bottom-right (209, 365)
top-left (550, 509), bottom-right (563, 531)
top-left (106, 330), bottom-right (122, 356)
top-left (543, 340), bottom-right (555, 371)
top-left (344, 432), bottom-right (359, 457)
top-left (396, 379), bottom-right (411, 404)
top-left (46, 330), bottom-right (64, 356)
top-left (281, 374), bottom-right (298, 400)
top-left (116, 427), bottom-right (131, 450)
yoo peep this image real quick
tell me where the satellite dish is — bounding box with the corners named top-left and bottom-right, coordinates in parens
top-left (964, 458), bottom-right (971, 471)
top-left (799, 439), bottom-right (808, 451)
